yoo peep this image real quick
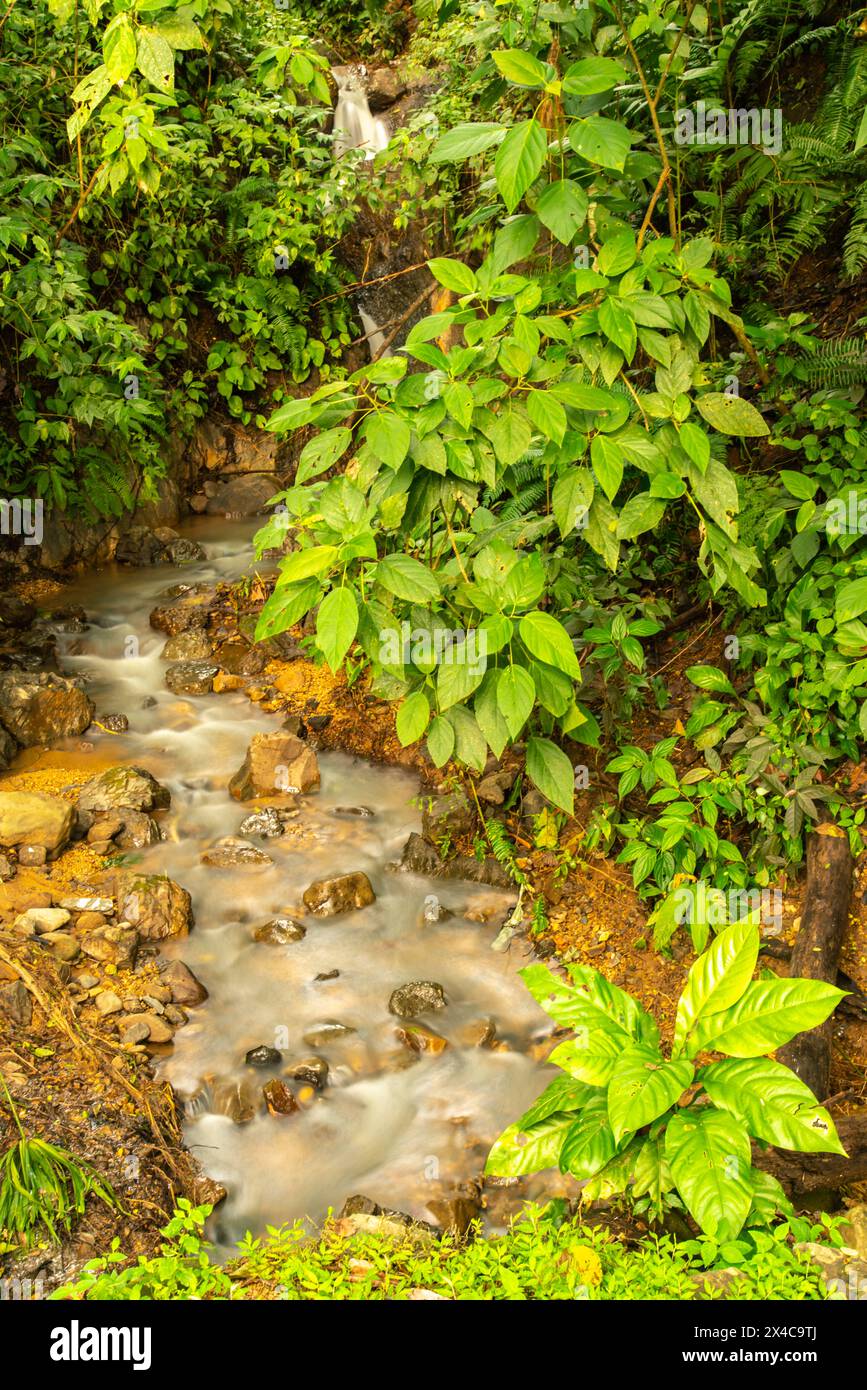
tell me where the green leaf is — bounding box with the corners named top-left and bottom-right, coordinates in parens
top-left (526, 736), bottom-right (574, 814)
top-left (254, 579), bottom-right (320, 643)
top-left (703, 1058), bottom-right (847, 1155)
top-left (485, 1114), bottom-right (572, 1177)
top-left (153, 16), bottom-right (206, 49)
top-left (548, 1031), bottom-right (623, 1086)
top-left (492, 48), bottom-right (549, 87)
top-left (519, 611), bottom-right (580, 678)
top-left (616, 493), bottom-right (666, 539)
top-left (673, 919), bottom-right (759, 1058)
top-left (475, 672), bottom-right (510, 759)
top-left (535, 179), bottom-right (588, 244)
top-left (565, 962), bottom-right (659, 1048)
top-left (430, 123), bottom-right (506, 163)
top-left (495, 119), bottom-right (547, 213)
top-left (691, 979), bottom-right (847, 1057)
top-left (296, 427), bottom-right (352, 484)
top-left (686, 664), bottom-right (736, 695)
top-left (607, 1045), bottom-right (694, 1144)
top-left (590, 434), bottom-right (624, 501)
top-left (278, 544), bottom-right (339, 585)
top-left (104, 18), bottom-right (137, 83)
top-left (497, 664), bottom-right (535, 739)
top-left (562, 56), bottom-right (624, 96)
top-left (427, 714), bottom-right (455, 767)
top-left (375, 554), bottom-right (440, 602)
top-left (428, 257), bottom-right (477, 295)
top-left (569, 116), bottom-right (633, 171)
top-left (696, 393), bottom-right (769, 437)
top-left (444, 705), bottom-right (488, 773)
top-left (316, 587), bottom-right (358, 672)
top-left (560, 1096), bottom-right (617, 1178)
top-left (518, 1075), bottom-right (599, 1130)
top-left (396, 690), bottom-right (430, 746)
top-left (835, 577), bottom-right (867, 624)
top-left (364, 411), bottom-right (411, 468)
top-left (596, 231), bottom-right (636, 277)
top-left (598, 297), bottom-right (636, 359)
top-left (526, 389), bottom-right (567, 444)
top-left (552, 470), bottom-right (593, 539)
top-left (136, 28), bottom-right (174, 90)
top-left (437, 659), bottom-right (485, 711)
top-left (679, 421), bottom-right (711, 471)
top-left (665, 1109), bottom-right (753, 1240)
top-left (487, 408), bottom-right (532, 464)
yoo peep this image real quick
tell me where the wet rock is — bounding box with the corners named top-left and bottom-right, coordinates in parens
top-left (422, 791), bottom-right (474, 842)
top-left (315, 969), bottom-right (340, 982)
top-left (115, 526), bottom-right (164, 566)
top-left (162, 629), bottom-right (212, 662)
top-left (149, 590), bottom-right (213, 637)
top-left (161, 960), bottom-right (208, 1007)
top-left (365, 66), bottom-right (407, 111)
top-left (165, 661), bottom-right (220, 696)
top-left (840, 1204), bottom-right (867, 1260)
top-left (245, 1044), bottom-right (282, 1067)
top-left (0, 594), bottom-right (37, 629)
top-left (238, 807), bottom-right (289, 839)
top-left (427, 1193), bottom-right (482, 1236)
top-left (166, 538), bottom-right (205, 565)
top-left (228, 731), bottom-right (320, 800)
top-left (18, 845), bottom-right (46, 868)
top-left (121, 1021), bottom-right (150, 1045)
top-left (395, 832), bottom-right (512, 889)
top-left (80, 925), bottom-right (139, 970)
top-left (395, 1023), bottom-right (449, 1055)
top-left (0, 980), bottom-right (31, 1026)
top-left (216, 641), bottom-right (265, 676)
top-left (113, 871), bottom-right (192, 940)
top-left (253, 916), bottom-right (306, 944)
top-left (0, 854), bottom-right (14, 880)
top-left (121, 1012), bottom-right (173, 1044)
top-left (263, 1078), bottom-right (298, 1115)
top-left (96, 712), bottom-right (129, 733)
top-left (0, 728), bottom-right (18, 773)
top-left (303, 1021), bottom-right (356, 1046)
top-left (205, 473), bottom-right (281, 517)
top-left (286, 1056), bottom-right (328, 1088)
top-left (0, 672), bottom-right (93, 746)
top-left (193, 1175), bottom-right (227, 1207)
top-left (475, 768), bottom-right (515, 805)
top-left (164, 1004), bottom-right (188, 1027)
top-left (302, 871), bottom-right (375, 917)
top-left (454, 1017), bottom-right (496, 1048)
top-left (0, 791), bottom-right (74, 854)
top-left (202, 839), bottom-right (273, 869)
top-left (336, 1194), bottom-right (435, 1246)
top-left (420, 896), bottom-right (453, 925)
top-left (14, 907), bottom-right (71, 935)
top-left (306, 714), bottom-right (332, 732)
top-left (76, 765), bottom-right (170, 830)
top-left (94, 990), bottom-right (123, 1016)
top-left (190, 418), bottom-right (279, 477)
top-left (111, 810), bottom-right (161, 850)
top-left (212, 671), bottom-right (245, 693)
top-left (74, 911), bottom-right (107, 934)
top-left (388, 980), bottom-right (447, 1019)
top-left (210, 1077), bottom-right (260, 1123)
top-left (332, 806), bottom-right (375, 819)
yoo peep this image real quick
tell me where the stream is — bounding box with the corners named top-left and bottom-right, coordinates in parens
top-left (49, 517), bottom-right (558, 1243)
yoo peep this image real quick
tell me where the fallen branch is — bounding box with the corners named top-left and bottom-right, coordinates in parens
top-left (753, 1114), bottom-right (867, 1196)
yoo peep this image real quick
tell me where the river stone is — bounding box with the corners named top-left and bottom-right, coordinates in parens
top-left (14, 907), bottom-right (71, 935)
top-left (76, 765), bottom-right (170, 830)
top-left (111, 810), bottom-right (161, 850)
top-left (0, 980), bottom-right (31, 1027)
top-left (395, 832), bottom-right (512, 889)
top-left (58, 895), bottom-right (114, 913)
top-left (0, 672), bottom-right (93, 746)
top-left (302, 872), bottom-right (375, 917)
top-left (0, 727), bottom-right (18, 773)
top-left (245, 1045), bottom-right (282, 1067)
top-left (215, 641), bottom-right (265, 676)
top-left (0, 791), bottom-right (75, 853)
top-left (0, 594), bottom-right (37, 629)
top-left (165, 661), bottom-right (220, 696)
top-left (96, 712), bottom-right (129, 733)
top-left (228, 731), bottom-right (320, 800)
top-left (286, 1056), bottom-right (328, 1088)
top-left (113, 871), bottom-right (192, 940)
top-left (209, 1078), bottom-right (260, 1124)
top-left (238, 807), bottom-right (289, 839)
top-left (166, 538), bottom-right (206, 565)
top-left (365, 66), bottom-right (407, 111)
top-left (149, 589), bottom-right (214, 637)
top-left (202, 839), bottom-right (272, 869)
top-left (454, 1017), bottom-right (496, 1048)
top-left (388, 981), bottom-right (447, 1018)
top-left (162, 630), bottom-right (212, 662)
top-left (80, 925), bottom-right (139, 970)
top-left (253, 916), bottom-right (306, 944)
top-left (122, 1012), bottom-right (173, 1044)
top-left (302, 1021), bottom-right (356, 1046)
top-left (205, 473), bottom-right (281, 517)
top-left (42, 931), bottom-right (80, 961)
top-left (421, 791), bottom-right (474, 842)
top-left (395, 1023), bottom-right (449, 1055)
top-left (332, 806), bottom-right (375, 819)
top-left (161, 960), bottom-right (208, 1007)
top-left (116, 527), bottom-right (164, 566)
top-left (263, 1078), bottom-right (298, 1115)
top-left (95, 989), bottom-right (123, 1015)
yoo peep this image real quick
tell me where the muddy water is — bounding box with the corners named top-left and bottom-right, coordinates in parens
top-left (53, 518), bottom-right (557, 1241)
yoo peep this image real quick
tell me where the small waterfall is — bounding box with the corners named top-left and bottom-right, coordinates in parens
top-left (332, 67), bottom-right (390, 160)
top-left (358, 307), bottom-right (391, 360)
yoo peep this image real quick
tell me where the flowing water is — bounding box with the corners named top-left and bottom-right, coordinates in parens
top-left (332, 69), bottom-right (391, 160)
top-left (49, 518), bottom-right (559, 1242)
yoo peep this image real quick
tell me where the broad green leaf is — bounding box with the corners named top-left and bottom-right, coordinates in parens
top-left (562, 56), bottom-right (624, 96)
top-left (526, 736), bottom-right (574, 814)
top-left (474, 672), bottom-right (510, 759)
top-left (137, 28), bottom-right (174, 90)
top-left (590, 434), bottom-right (624, 501)
top-left (518, 1075), bottom-right (599, 1130)
top-left (497, 663), bottom-right (535, 738)
top-left (316, 587), bottom-right (358, 672)
top-left (444, 705), bottom-right (488, 773)
top-left (495, 119), bottom-right (547, 213)
top-left (548, 1031), bottom-right (623, 1086)
top-left (375, 553), bottom-right (440, 602)
top-left (104, 18), bottom-right (137, 83)
top-left (596, 231), bottom-right (636, 277)
top-left (702, 1058), bottom-right (847, 1154)
top-left (485, 1114), bottom-right (572, 1177)
top-left (492, 48), bottom-right (549, 88)
top-left (153, 16), bottom-right (206, 49)
top-left (437, 659), bottom-right (485, 711)
top-left (426, 714), bottom-right (454, 767)
top-left (598, 297), bottom-right (636, 359)
top-left (565, 963), bottom-right (660, 1049)
top-left (278, 544), bottom-right (339, 585)
top-left (690, 979), bottom-right (847, 1057)
top-left (665, 1108), bottom-right (753, 1240)
top-left (560, 1096), bottom-right (617, 1178)
top-left (696, 393), bottom-right (769, 437)
top-left (679, 420), bottom-right (711, 471)
top-left (428, 257), bottom-right (477, 295)
top-left (608, 1046), bottom-right (694, 1143)
top-left (430, 123), bottom-right (506, 163)
top-left (519, 611), bottom-right (580, 678)
top-left (396, 691), bottom-right (430, 746)
top-left (535, 179), bottom-right (588, 244)
top-left (365, 411), bottom-right (410, 468)
top-left (552, 469), bottom-right (593, 538)
top-left (569, 115), bottom-right (633, 171)
top-left (526, 389), bottom-right (567, 444)
top-left (673, 919), bottom-right (758, 1058)
top-left (296, 427), bottom-right (352, 484)
top-left (254, 579), bottom-right (320, 643)
top-left (835, 577), bottom-right (867, 624)
top-left (686, 664), bottom-right (736, 695)
top-left (616, 493), bottom-right (665, 539)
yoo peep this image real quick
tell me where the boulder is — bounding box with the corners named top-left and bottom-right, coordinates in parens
top-left (76, 765), bottom-right (170, 830)
top-left (165, 661), bottom-right (220, 696)
top-left (366, 66), bottom-right (407, 111)
top-left (96, 712), bottom-right (129, 733)
top-left (13, 907), bottom-right (71, 935)
top-left (80, 924), bottom-right (139, 970)
top-left (149, 587), bottom-right (214, 636)
top-left (113, 871), bottom-right (193, 940)
top-left (115, 527), bottom-right (164, 566)
top-left (238, 807), bottom-right (289, 839)
top-left (0, 673), bottom-right (93, 746)
top-left (228, 731), bottom-right (320, 800)
top-left (166, 539), bottom-right (205, 565)
top-left (396, 832), bottom-right (512, 889)
top-left (161, 960), bottom-right (208, 1007)
top-left (122, 1012), bottom-right (174, 1045)
top-left (302, 872), bottom-right (375, 917)
top-left (0, 792), bottom-right (74, 853)
top-left (388, 980), bottom-right (447, 1019)
top-left (162, 630), bottom-right (212, 662)
top-left (286, 1056), bottom-right (328, 1088)
top-left (422, 791), bottom-right (475, 842)
top-left (205, 473), bottom-right (281, 517)
top-left (41, 931), bottom-right (80, 961)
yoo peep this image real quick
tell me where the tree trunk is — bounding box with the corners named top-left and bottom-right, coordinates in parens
top-left (777, 822), bottom-right (852, 1101)
top-left (753, 1115), bottom-right (867, 1196)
